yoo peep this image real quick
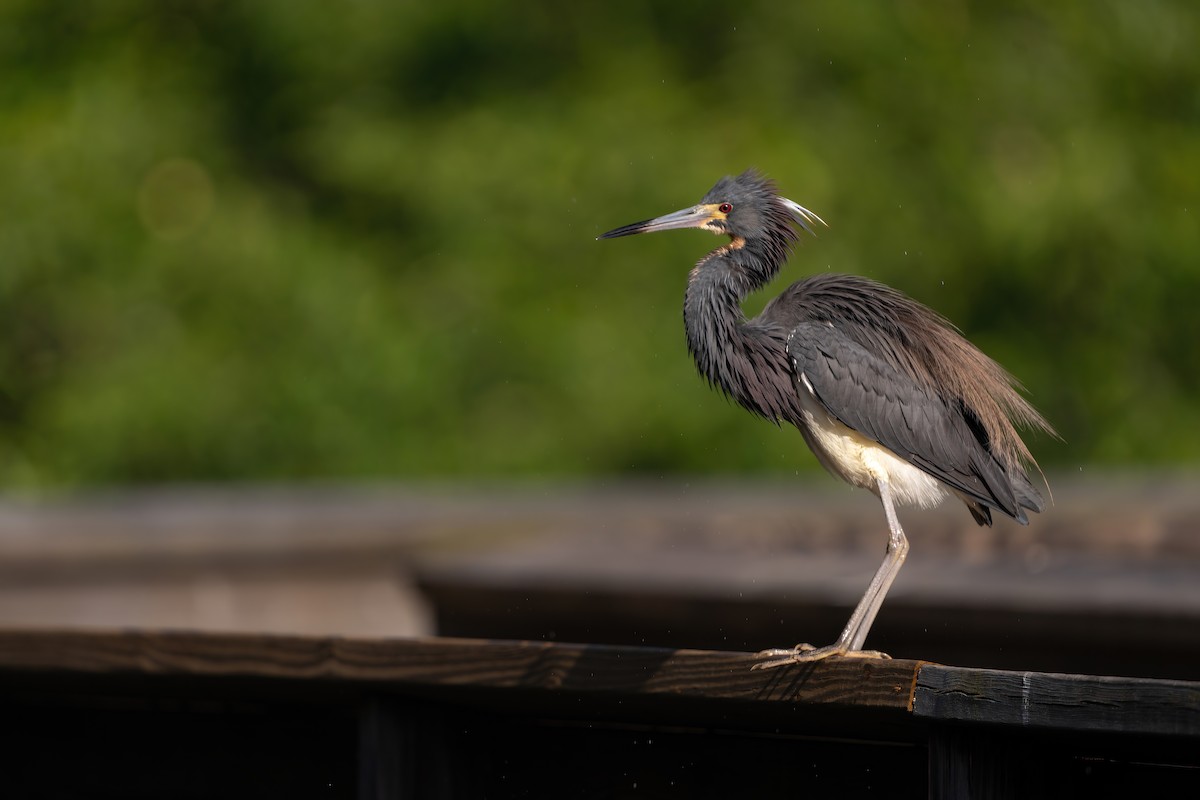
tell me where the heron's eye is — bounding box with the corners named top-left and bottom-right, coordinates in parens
top-left (719, 203), bottom-right (733, 214)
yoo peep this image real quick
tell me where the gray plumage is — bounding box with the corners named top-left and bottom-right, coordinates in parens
top-left (677, 171), bottom-right (1050, 527)
top-left (599, 168), bottom-right (1053, 664)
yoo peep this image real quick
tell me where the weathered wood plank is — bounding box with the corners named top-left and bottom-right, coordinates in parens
top-left (0, 629), bottom-right (922, 712)
top-left (8, 629), bottom-right (1200, 741)
top-left (913, 664), bottom-right (1200, 736)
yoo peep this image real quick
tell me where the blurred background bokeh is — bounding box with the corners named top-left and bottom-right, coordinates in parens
top-left (1, 1), bottom-right (1198, 677)
top-left (4, 0), bottom-right (1200, 484)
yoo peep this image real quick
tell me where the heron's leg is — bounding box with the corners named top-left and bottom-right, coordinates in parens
top-left (754, 478), bottom-right (908, 669)
top-left (841, 477), bottom-right (908, 650)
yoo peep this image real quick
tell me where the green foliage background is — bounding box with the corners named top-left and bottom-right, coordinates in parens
top-left (2, 1), bottom-right (1198, 487)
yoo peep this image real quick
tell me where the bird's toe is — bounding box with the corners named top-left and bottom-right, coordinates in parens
top-left (751, 643), bottom-right (891, 670)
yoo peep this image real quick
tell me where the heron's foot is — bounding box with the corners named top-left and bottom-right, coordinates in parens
top-left (751, 643), bottom-right (891, 670)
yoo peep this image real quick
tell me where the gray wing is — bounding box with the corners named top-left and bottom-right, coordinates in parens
top-left (787, 321), bottom-right (1030, 523)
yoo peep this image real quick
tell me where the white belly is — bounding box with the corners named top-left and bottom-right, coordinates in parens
top-left (796, 373), bottom-right (949, 509)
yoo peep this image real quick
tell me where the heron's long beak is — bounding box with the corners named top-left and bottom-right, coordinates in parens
top-left (597, 203), bottom-right (721, 240)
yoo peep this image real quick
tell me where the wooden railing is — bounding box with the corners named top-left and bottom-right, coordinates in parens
top-left (1, 629), bottom-right (1197, 797)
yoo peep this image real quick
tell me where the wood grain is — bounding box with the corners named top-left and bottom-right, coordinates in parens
top-left (6, 629), bottom-right (1199, 740)
top-left (0, 628), bottom-right (921, 711)
top-left (913, 664), bottom-right (1200, 736)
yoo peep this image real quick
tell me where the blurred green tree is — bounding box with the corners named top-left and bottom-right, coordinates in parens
top-left (1, 0), bottom-right (1197, 487)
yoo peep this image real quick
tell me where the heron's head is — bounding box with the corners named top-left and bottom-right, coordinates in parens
top-left (598, 169), bottom-right (825, 245)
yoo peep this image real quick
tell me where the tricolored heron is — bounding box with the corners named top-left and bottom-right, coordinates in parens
top-left (599, 169), bottom-right (1051, 667)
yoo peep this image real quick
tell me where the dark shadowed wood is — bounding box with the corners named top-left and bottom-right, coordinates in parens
top-left (914, 664), bottom-right (1200, 736)
top-left (3, 629), bottom-right (1200, 796)
top-left (0, 628), bottom-right (923, 712)
top-left (6, 629), bottom-right (1200, 742)
top-left (927, 726), bottom-right (1044, 800)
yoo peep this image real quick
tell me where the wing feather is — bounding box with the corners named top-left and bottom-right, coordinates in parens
top-left (789, 322), bottom-right (1031, 523)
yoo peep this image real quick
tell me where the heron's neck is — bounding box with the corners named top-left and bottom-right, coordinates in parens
top-left (683, 244), bottom-right (784, 414)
